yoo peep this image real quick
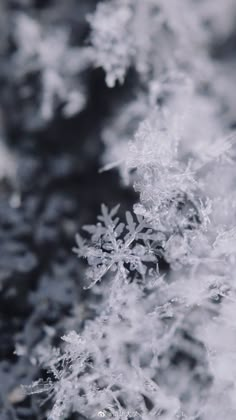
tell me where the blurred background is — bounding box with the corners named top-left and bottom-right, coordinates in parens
top-left (0, 1), bottom-right (235, 419)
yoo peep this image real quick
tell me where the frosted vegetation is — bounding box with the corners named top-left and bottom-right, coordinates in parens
top-left (21, 1), bottom-right (236, 419)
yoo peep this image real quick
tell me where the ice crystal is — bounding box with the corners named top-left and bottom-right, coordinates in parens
top-left (27, 1), bottom-right (236, 419)
top-left (73, 204), bottom-right (160, 288)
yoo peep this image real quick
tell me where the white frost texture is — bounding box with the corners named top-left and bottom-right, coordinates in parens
top-left (27, 1), bottom-right (236, 419)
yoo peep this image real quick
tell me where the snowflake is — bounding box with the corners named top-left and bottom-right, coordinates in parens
top-left (73, 204), bottom-right (160, 288)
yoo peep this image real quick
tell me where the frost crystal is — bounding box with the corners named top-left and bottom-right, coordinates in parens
top-left (73, 204), bottom-right (159, 288)
top-left (27, 1), bottom-right (236, 419)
